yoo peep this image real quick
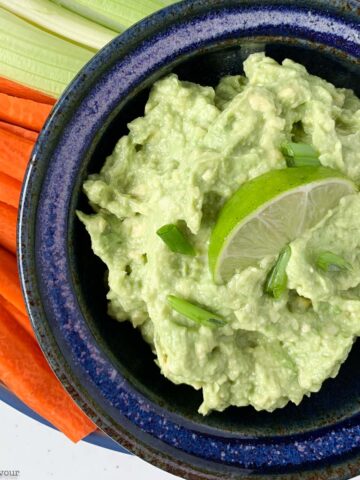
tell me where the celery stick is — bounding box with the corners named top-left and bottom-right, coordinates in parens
top-left (0, 0), bottom-right (116, 51)
top-left (53, 0), bottom-right (176, 32)
top-left (0, 7), bottom-right (92, 97)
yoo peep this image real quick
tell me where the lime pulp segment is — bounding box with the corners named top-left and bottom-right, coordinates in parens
top-left (209, 167), bottom-right (357, 284)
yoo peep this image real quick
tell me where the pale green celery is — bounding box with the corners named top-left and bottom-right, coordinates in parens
top-left (0, 7), bottom-right (93, 97)
top-left (52, 0), bottom-right (176, 32)
top-left (0, 0), bottom-right (116, 51)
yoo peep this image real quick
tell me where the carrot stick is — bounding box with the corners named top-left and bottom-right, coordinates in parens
top-left (0, 93), bottom-right (52, 132)
top-left (0, 121), bottom-right (38, 142)
top-left (0, 302), bottom-right (96, 442)
top-left (0, 295), bottom-right (34, 339)
top-left (0, 128), bottom-right (34, 182)
top-left (0, 202), bottom-right (16, 254)
top-left (0, 247), bottom-right (25, 316)
top-left (0, 78), bottom-right (56, 105)
top-left (0, 172), bottom-right (21, 208)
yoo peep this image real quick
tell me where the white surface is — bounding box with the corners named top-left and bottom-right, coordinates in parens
top-left (0, 401), bottom-right (178, 480)
top-left (1, 400), bottom-right (360, 480)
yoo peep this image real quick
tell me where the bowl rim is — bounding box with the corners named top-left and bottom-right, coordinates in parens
top-left (18, 1), bottom-right (360, 479)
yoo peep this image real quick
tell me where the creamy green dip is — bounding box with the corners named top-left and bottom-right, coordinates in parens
top-left (79, 53), bottom-right (360, 414)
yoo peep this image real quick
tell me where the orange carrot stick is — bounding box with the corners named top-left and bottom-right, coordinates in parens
top-left (0, 247), bottom-right (25, 316)
top-left (0, 172), bottom-right (21, 208)
top-left (0, 93), bottom-right (52, 132)
top-left (0, 295), bottom-right (34, 339)
top-left (0, 121), bottom-right (38, 142)
top-left (0, 202), bottom-right (16, 254)
top-left (0, 302), bottom-right (96, 442)
top-left (0, 128), bottom-right (34, 182)
top-left (0, 78), bottom-right (56, 105)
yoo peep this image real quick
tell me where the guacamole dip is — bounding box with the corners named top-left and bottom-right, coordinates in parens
top-left (79, 53), bottom-right (360, 414)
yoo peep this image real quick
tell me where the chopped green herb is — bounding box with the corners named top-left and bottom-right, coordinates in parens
top-left (282, 142), bottom-right (318, 158)
top-left (281, 142), bottom-right (320, 168)
top-left (316, 251), bottom-right (351, 272)
top-left (264, 245), bottom-right (291, 299)
top-left (156, 224), bottom-right (195, 256)
top-left (167, 295), bottom-right (226, 328)
top-left (286, 156), bottom-right (321, 167)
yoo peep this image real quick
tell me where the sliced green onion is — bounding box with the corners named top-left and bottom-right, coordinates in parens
top-left (282, 142), bottom-right (321, 168)
top-left (282, 142), bottom-right (318, 158)
top-left (315, 251), bottom-right (351, 272)
top-left (157, 224), bottom-right (195, 256)
top-left (167, 295), bottom-right (226, 329)
top-left (285, 156), bottom-right (321, 167)
top-left (264, 245), bottom-right (291, 299)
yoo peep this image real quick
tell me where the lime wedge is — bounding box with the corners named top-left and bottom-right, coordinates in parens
top-left (209, 167), bottom-right (357, 284)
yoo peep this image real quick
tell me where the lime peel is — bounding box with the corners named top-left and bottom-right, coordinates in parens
top-left (209, 167), bottom-right (357, 284)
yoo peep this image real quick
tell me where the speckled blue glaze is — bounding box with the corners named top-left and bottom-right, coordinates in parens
top-left (18, 1), bottom-right (360, 479)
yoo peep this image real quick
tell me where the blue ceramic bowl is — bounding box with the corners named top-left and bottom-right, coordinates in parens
top-left (18, 1), bottom-right (360, 479)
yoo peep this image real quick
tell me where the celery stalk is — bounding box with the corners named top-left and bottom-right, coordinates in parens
top-left (52, 0), bottom-right (176, 32)
top-left (0, 0), bottom-right (117, 51)
top-left (0, 7), bottom-right (92, 97)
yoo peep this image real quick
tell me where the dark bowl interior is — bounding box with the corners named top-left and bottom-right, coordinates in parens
top-left (70, 40), bottom-right (360, 437)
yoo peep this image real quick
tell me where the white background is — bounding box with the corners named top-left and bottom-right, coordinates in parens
top-left (0, 401), bottom-right (178, 480)
top-left (1, 400), bottom-right (360, 480)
